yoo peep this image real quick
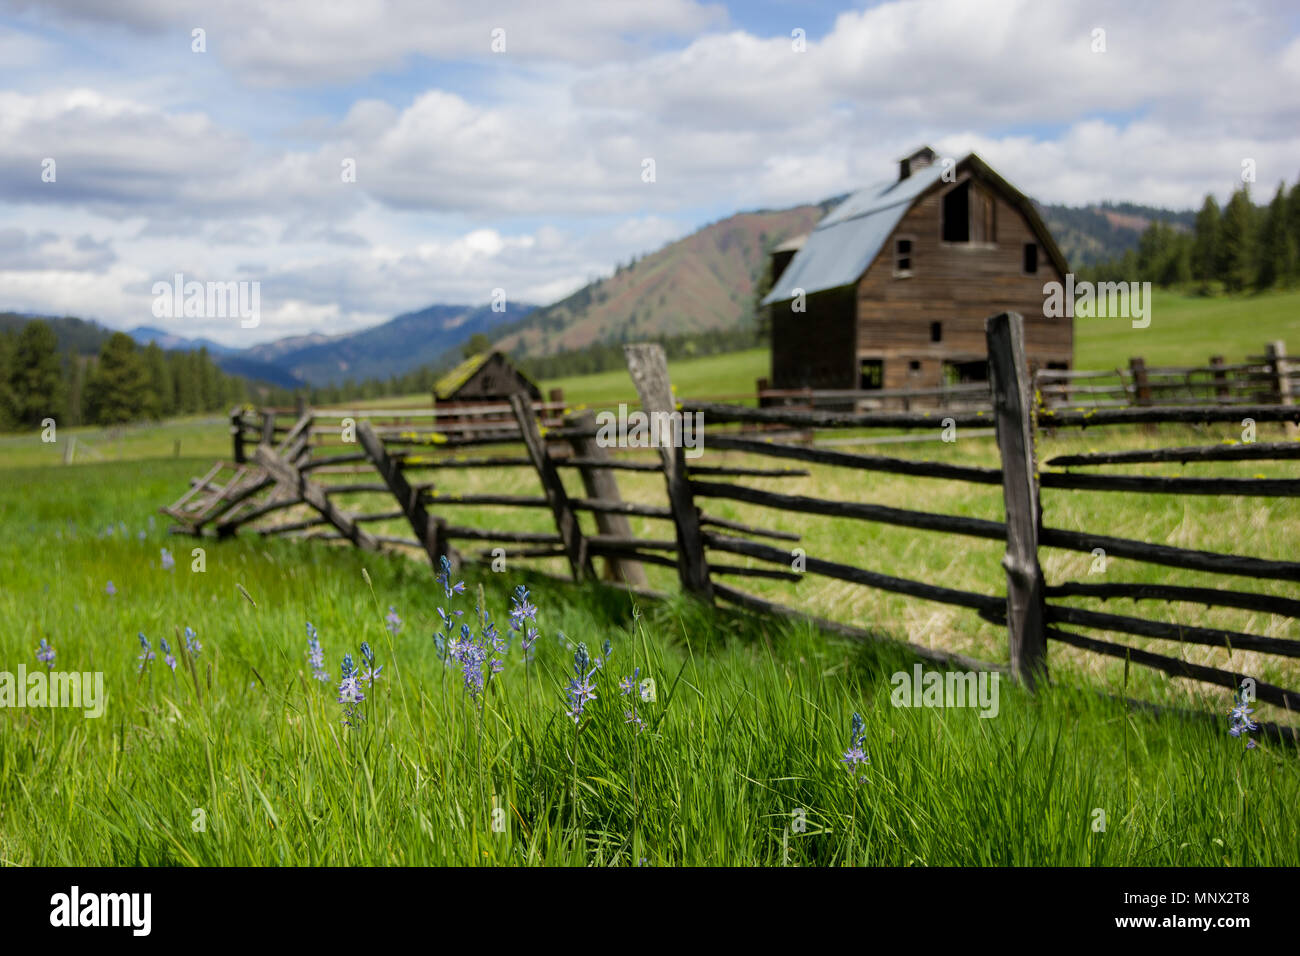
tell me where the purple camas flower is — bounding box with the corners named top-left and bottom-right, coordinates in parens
top-left (509, 586), bottom-right (537, 632)
top-left (184, 626), bottom-right (202, 657)
top-left (337, 652), bottom-right (365, 725)
top-left (160, 548), bottom-right (175, 571)
top-left (35, 638), bottom-right (55, 670)
top-left (357, 641), bottom-right (383, 686)
top-left (620, 667), bottom-right (646, 733)
top-left (161, 637), bottom-right (177, 672)
top-left (137, 632), bottom-right (155, 673)
top-left (565, 643), bottom-right (597, 724)
top-left (1228, 690), bottom-right (1259, 746)
top-left (435, 555), bottom-right (465, 600)
top-left (842, 712), bottom-right (870, 779)
top-left (306, 622), bottom-right (329, 682)
top-left (385, 606), bottom-right (402, 635)
top-left (105, 580), bottom-right (116, 596)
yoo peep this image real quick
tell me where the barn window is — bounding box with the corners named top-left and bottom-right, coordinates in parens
top-left (1023, 242), bottom-right (1039, 274)
top-left (942, 182), bottom-right (969, 242)
top-left (930, 321), bottom-right (942, 343)
top-left (859, 359), bottom-right (883, 389)
top-left (894, 238), bottom-right (913, 276)
top-left (943, 181), bottom-right (996, 243)
top-left (908, 360), bottom-right (921, 374)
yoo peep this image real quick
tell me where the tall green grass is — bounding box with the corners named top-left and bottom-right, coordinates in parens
top-left (0, 460), bottom-right (1295, 866)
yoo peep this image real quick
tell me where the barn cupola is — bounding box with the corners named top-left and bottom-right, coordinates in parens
top-left (898, 146), bottom-right (938, 181)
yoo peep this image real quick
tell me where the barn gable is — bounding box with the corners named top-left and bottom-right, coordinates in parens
top-left (764, 146), bottom-right (1073, 395)
top-left (433, 351), bottom-right (541, 402)
top-left (763, 149), bottom-right (1067, 305)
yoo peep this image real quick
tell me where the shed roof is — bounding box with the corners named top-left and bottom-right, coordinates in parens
top-left (761, 151), bottom-right (1067, 305)
top-left (433, 351), bottom-right (494, 400)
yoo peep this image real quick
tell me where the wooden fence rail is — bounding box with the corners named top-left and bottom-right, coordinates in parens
top-left (169, 319), bottom-right (1300, 733)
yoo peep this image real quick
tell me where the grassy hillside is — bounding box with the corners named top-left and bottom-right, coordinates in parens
top-left (494, 206), bottom-right (826, 358)
top-left (1077, 288), bottom-right (1300, 371)
top-left (327, 289), bottom-right (1300, 413)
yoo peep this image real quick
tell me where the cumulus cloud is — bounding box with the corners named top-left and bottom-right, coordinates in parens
top-left (0, 0), bottom-right (1296, 343)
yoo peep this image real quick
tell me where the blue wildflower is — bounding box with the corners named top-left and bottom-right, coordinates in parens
top-left (385, 606), bottom-right (402, 635)
top-left (509, 586), bottom-right (537, 632)
top-left (161, 637), bottom-right (177, 672)
top-left (1228, 689), bottom-right (1259, 747)
top-left (184, 626), bottom-right (202, 657)
top-left (306, 622), bottom-right (329, 682)
top-left (435, 555), bottom-right (466, 600)
top-left (137, 632), bottom-right (156, 673)
top-left (160, 548), bottom-right (175, 571)
top-left (36, 638), bottom-right (55, 670)
top-left (565, 642), bottom-right (597, 724)
top-left (842, 712), bottom-right (870, 777)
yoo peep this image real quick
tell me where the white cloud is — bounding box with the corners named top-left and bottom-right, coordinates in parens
top-left (0, 0), bottom-right (1297, 345)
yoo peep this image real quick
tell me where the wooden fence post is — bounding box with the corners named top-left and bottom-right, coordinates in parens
top-left (1210, 355), bottom-right (1228, 404)
top-left (986, 312), bottom-right (1047, 688)
top-left (261, 410), bottom-right (276, 446)
top-left (566, 410), bottom-right (649, 588)
top-left (623, 343), bottom-right (713, 601)
top-left (231, 407), bottom-right (246, 463)
top-left (1128, 357), bottom-right (1151, 407)
top-left (1266, 341), bottom-right (1297, 439)
top-left (509, 394), bottom-right (592, 581)
top-left (356, 421), bottom-right (457, 571)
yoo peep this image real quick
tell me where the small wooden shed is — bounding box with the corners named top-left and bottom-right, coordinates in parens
top-left (432, 350), bottom-right (541, 404)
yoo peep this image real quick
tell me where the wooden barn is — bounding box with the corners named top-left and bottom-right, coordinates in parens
top-left (432, 350), bottom-right (541, 404)
top-left (761, 146), bottom-right (1071, 394)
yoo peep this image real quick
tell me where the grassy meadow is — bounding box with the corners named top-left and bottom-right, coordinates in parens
top-left (1, 456), bottom-right (1298, 866)
top-left (1, 288), bottom-right (1297, 866)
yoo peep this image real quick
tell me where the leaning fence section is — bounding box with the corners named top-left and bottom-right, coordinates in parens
top-left (163, 315), bottom-right (1300, 729)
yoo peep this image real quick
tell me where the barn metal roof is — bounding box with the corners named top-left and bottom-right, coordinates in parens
top-left (762, 161), bottom-right (949, 305)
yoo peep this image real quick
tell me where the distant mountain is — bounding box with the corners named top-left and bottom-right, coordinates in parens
top-left (244, 332), bottom-right (336, 363)
top-left (0, 313), bottom-right (115, 355)
top-left (1037, 201), bottom-right (1197, 268)
top-left (4, 195), bottom-right (1197, 393)
top-left (264, 302), bottom-right (535, 385)
top-left (492, 203), bottom-right (832, 359)
top-left (128, 326), bottom-right (238, 355)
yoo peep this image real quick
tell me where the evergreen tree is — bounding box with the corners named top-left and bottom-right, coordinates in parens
top-left (0, 332), bottom-right (15, 430)
top-left (9, 319), bottom-right (63, 428)
top-left (1219, 186), bottom-right (1256, 292)
top-left (1256, 183), bottom-right (1296, 290)
top-left (1191, 194), bottom-right (1221, 283)
top-left (142, 342), bottom-right (172, 419)
top-left (85, 333), bottom-right (152, 424)
top-left (1287, 179), bottom-right (1300, 283)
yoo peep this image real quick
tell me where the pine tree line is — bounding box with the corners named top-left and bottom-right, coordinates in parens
top-left (0, 322), bottom-right (248, 431)
top-left (1077, 179), bottom-right (1300, 292)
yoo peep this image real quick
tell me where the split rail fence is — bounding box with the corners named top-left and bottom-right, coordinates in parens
top-left (162, 314), bottom-right (1300, 727)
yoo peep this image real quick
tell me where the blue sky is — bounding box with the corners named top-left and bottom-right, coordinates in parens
top-left (1, 0), bottom-right (1297, 346)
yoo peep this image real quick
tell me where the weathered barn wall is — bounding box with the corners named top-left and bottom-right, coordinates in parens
top-left (854, 172), bottom-right (1071, 391)
top-left (770, 288), bottom-right (858, 389)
